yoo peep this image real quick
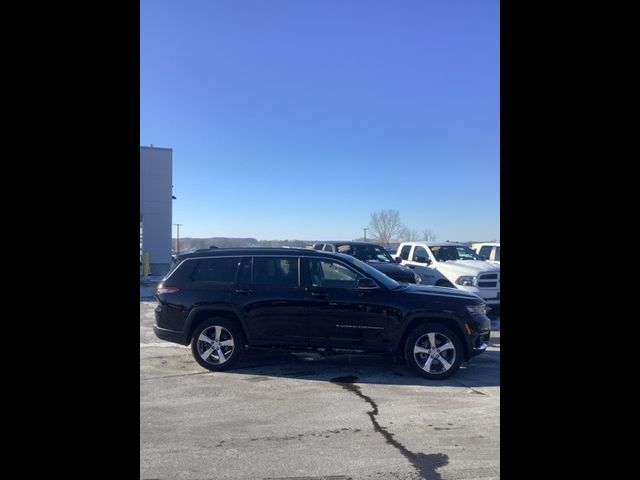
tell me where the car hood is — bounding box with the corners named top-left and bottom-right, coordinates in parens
top-left (401, 284), bottom-right (481, 301)
top-left (436, 260), bottom-right (500, 277)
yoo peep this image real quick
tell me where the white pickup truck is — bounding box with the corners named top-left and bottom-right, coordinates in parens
top-left (474, 242), bottom-right (500, 264)
top-left (393, 241), bottom-right (500, 311)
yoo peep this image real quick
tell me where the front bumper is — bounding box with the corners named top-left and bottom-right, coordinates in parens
top-left (471, 330), bottom-right (491, 357)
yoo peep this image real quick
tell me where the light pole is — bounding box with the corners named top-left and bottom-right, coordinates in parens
top-left (174, 224), bottom-right (183, 254)
top-left (363, 228), bottom-right (368, 242)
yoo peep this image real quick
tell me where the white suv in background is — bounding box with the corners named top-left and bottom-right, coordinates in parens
top-left (393, 241), bottom-right (500, 313)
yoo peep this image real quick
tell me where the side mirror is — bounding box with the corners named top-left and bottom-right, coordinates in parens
top-left (357, 278), bottom-right (379, 290)
top-left (394, 256), bottom-right (402, 263)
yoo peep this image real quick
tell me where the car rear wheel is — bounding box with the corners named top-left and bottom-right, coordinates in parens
top-left (191, 318), bottom-right (244, 371)
top-left (405, 323), bottom-right (462, 379)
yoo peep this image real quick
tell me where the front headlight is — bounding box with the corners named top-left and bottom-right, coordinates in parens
top-left (456, 276), bottom-right (477, 286)
top-left (414, 273), bottom-right (422, 284)
top-left (466, 304), bottom-right (487, 315)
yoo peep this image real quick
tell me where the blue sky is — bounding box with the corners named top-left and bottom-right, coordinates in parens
top-left (141, 0), bottom-right (500, 242)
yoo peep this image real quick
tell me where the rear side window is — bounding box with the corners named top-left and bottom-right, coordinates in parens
top-left (253, 257), bottom-right (299, 286)
top-left (191, 257), bottom-right (241, 284)
top-left (399, 245), bottom-right (411, 260)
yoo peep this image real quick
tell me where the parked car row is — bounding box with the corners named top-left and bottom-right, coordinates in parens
top-left (154, 246), bottom-right (493, 379)
top-left (391, 242), bottom-right (500, 315)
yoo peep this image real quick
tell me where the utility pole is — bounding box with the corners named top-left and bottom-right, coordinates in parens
top-left (174, 224), bottom-right (183, 254)
top-left (363, 228), bottom-right (368, 242)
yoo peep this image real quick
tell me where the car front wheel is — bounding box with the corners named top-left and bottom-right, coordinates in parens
top-left (191, 318), bottom-right (244, 371)
top-left (405, 323), bottom-right (463, 379)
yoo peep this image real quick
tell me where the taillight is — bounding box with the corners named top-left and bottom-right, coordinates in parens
top-left (156, 285), bottom-right (180, 294)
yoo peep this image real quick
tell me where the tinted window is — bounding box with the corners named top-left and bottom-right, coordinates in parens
top-left (308, 258), bottom-right (360, 289)
top-left (336, 243), bottom-right (394, 263)
top-left (412, 246), bottom-right (430, 263)
top-left (479, 246), bottom-right (492, 259)
top-left (399, 245), bottom-right (411, 260)
top-left (253, 257), bottom-right (299, 286)
top-left (494, 246), bottom-right (500, 261)
top-left (191, 257), bottom-right (241, 284)
top-left (313, 244), bottom-right (324, 250)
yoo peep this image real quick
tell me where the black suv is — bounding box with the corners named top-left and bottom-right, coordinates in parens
top-left (312, 241), bottom-right (421, 284)
top-left (154, 248), bottom-right (490, 379)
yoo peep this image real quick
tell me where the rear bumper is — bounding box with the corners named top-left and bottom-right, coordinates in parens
top-left (153, 324), bottom-right (188, 345)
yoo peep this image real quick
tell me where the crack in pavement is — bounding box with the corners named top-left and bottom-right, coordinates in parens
top-left (330, 376), bottom-right (448, 480)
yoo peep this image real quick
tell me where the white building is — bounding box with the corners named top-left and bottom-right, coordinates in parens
top-left (140, 146), bottom-right (173, 275)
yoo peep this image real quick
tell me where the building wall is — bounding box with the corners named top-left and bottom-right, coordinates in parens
top-left (140, 146), bottom-right (172, 275)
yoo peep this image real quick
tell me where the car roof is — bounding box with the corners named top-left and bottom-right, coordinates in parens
top-left (175, 247), bottom-right (347, 261)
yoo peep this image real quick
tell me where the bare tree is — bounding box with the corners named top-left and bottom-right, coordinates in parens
top-left (399, 226), bottom-right (420, 241)
top-left (369, 209), bottom-right (403, 246)
top-left (422, 228), bottom-right (437, 242)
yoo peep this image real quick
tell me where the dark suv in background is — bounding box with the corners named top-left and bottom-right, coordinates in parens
top-left (312, 241), bottom-right (421, 284)
top-left (154, 248), bottom-right (491, 379)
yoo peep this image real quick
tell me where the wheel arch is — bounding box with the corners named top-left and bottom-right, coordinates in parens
top-left (185, 307), bottom-right (247, 345)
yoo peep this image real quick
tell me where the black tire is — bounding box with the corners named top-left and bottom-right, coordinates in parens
top-left (435, 279), bottom-right (456, 288)
top-left (404, 323), bottom-right (463, 379)
top-left (190, 318), bottom-right (245, 371)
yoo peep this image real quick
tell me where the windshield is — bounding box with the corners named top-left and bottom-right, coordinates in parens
top-left (335, 243), bottom-right (395, 264)
top-left (429, 245), bottom-right (483, 262)
top-left (338, 254), bottom-right (401, 290)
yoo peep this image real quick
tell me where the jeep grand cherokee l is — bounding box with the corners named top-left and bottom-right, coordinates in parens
top-left (154, 248), bottom-right (491, 379)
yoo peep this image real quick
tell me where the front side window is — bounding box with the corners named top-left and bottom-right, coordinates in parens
top-left (191, 257), bottom-right (241, 284)
top-left (494, 246), bottom-right (500, 261)
top-left (253, 257), bottom-right (299, 286)
top-left (412, 246), bottom-right (430, 263)
top-left (308, 258), bottom-right (360, 289)
top-left (479, 246), bottom-right (492, 259)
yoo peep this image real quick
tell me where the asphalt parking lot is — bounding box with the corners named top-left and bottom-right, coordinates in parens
top-left (140, 300), bottom-right (500, 480)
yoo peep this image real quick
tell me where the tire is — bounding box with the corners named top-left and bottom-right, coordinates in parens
top-left (190, 318), bottom-right (244, 371)
top-left (404, 323), bottom-right (463, 379)
top-left (435, 279), bottom-right (455, 288)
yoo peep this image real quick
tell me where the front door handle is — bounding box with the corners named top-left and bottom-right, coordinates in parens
top-left (311, 292), bottom-right (328, 299)
top-left (235, 288), bottom-right (254, 295)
